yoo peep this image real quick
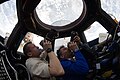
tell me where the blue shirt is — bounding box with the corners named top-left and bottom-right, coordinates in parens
top-left (60, 50), bottom-right (89, 80)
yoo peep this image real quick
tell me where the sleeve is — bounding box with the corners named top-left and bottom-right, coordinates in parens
top-left (73, 50), bottom-right (89, 74)
top-left (26, 59), bottom-right (51, 78)
top-left (62, 50), bottom-right (89, 75)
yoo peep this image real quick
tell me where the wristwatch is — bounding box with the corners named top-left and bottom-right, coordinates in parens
top-left (46, 48), bottom-right (53, 53)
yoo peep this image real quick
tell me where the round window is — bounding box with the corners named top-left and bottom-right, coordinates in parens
top-left (36, 0), bottom-right (84, 27)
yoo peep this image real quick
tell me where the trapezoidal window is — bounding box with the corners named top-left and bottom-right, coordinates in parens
top-left (54, 37), bottom-right (70, 55)
top-left (101, 0), bottom-right (120, 21)
top-left (84, 21), bottom-right (107, 42)
top-left (0, 0), bottom-right (18, 38)
top-left (18, 32), bottom-right (44, 53)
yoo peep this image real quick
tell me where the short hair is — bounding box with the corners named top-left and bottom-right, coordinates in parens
top-left (57, 45), bottom-right (65, 59)
top-left (23, 42), bottom-right (32, 57)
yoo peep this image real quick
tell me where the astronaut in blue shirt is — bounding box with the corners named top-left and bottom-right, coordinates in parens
top-left (57, 41), bottom-right (89, 80)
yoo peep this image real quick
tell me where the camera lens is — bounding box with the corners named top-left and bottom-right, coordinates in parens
top-left (70, 31), bottom-right (78, 41)
top-left (40, 40), bottom-right (44, 47)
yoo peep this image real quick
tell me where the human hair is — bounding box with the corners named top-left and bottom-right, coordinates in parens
top-left (23, 41), bottom-right (32, 57)
top-left (57, 45), bottom-right (65, 59)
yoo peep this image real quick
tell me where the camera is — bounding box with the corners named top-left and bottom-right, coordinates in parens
top-left (70, 31), bottom-right (78, 41)
top-left (40, 29), bottom-right (59, 46)
top-left (45, 29), bottom-right (59, 42)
